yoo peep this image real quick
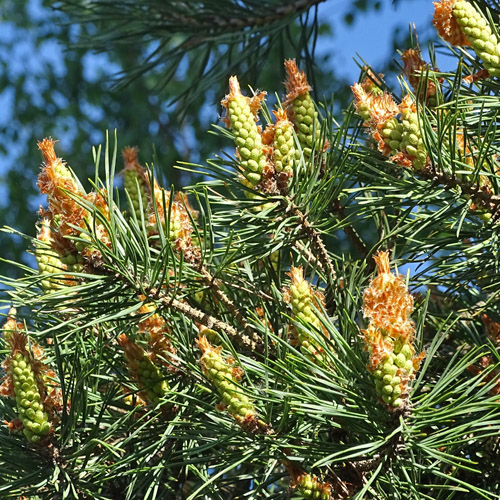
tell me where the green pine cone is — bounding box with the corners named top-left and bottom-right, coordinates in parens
top-left (36, 247), bottom-right (65, 290)
top-left (400, 108), bottom-right (427, 170)
top-left (118, 334), bottom-right (170, 404)
top-left (124, 168), bottom-right (149, 221)
top-left (227, 95), bottom-right (267, 187)
top-left (200, 343), bottom-right (254, 420)
top-left (287, 266), bottom-right (326, 362)
top-left (36, 247), bottom-right (80, 290)
top-left (274, 115), bottom-right (299, 175)
top-left (291, 93), bottom-right (322, 158)
top-left (453, 1), bottom-right (500, 77)
top-left (373, 340), bottom-right (414, 408)
top-left (137, 356), bottom-right (169, 403)
top-left (356, 105), bottom-right (372, 122)
top-left (168, 217), bottom-right (183, 242)
top-left (289, 279), bottom-right (322, 331)
top-left (380, 117), bottom-right (404, 153)
top-left (11, 352), bottom-right (51, 443)
top-left (297, 474), bottom-right (331, 500)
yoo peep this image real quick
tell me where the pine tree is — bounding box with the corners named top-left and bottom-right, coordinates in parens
top-left (2, 1), bottom-right (500, 499)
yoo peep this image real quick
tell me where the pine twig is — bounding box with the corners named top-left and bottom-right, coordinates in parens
top-left (331, 199), bottom-right (369, 259)
top-left (280, 198), bottom-right (338, 313)
top-left (199, 267), bottom-right (262, 347)
top-left (151, 288), bottom-right (263, 353)
top-left (282, 199), bottom-right (336, 282)
top-left (294, 240), bottom-right (326, 275)
top-left (421, 164), bottom-right (500, 218)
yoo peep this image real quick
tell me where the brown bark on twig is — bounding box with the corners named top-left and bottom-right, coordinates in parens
top-left (151, 288), bottom-right (263, 353)
top-left (331, 200), bottom-right (369, 259)
top-left (199, 267), bottom-right (262, 347)
top-left (282, 199), bottom-right (337, 282)
top-left (421, 164), bottom-right (500, 218)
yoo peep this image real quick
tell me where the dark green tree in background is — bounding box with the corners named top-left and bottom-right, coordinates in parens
top-left (2, 0), bottom-right (500, 499)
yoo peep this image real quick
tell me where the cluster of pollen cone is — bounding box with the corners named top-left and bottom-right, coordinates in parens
top-left (0, 309), bottom-right (63, 443)
top-left (351, 0), bottom-right (500, 221)
top-left (221, 59), bottom-right (326, 198)
top-left (362, 252), bottom-right (425, 410)
top-left (35, 138), bottom-right (199, 294)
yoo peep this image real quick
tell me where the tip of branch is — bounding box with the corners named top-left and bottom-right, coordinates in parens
top-left (37, 137), bottom-right (58, 166)
top-left (122, 146), bottom-right (139, 166)
top-left (373, 250), bottom-right (391, 276)
top-left (283, 59), bottom-right (311, 106)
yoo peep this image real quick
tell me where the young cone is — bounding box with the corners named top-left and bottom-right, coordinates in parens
top-left (283, 266), bottom-right (329, 363)
top-left (137, 297), bottom-right (177, 371)
top-left (118, 334), bottom-right (169, 404)
top-left (38, 138), bottom-right (113, 266)
top-left (221, 76), bottom-right (269, 188)
top-left (295, 473), bottom-right (332, 500)
top-left (37, 138), bottom-right (86, 254)
top-left (272, 109), bottom-right (299, 179)
top-left (196, 334), bottom-right (266, 433)
top-left (35, 214), bottom-right (82, 290)
top-left (283, 59), bottom-right (324, 158)
top-left (147, 185), bottom-right (200, 263)
top-left (1, 312), bottom-right (53, 443)
top-left (351, 87), bottom-right (428, 170)
top-left (362, 251), bottom-right (425, 410)
top-left (433, 0), bottom-right (500, 77)
top-left (393, 96), bottom-right (428, 170)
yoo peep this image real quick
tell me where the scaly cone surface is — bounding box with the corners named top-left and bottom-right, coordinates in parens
top-left (37, 138), bottom-right (112, 266)
top-left (261, 108), bottom-right (298, 193)
top-left (362, 251), bottom-right (425, 410)
top-left (221, 75), bottom-right (269, 188)
top-left (0, 310), bottom-right (55, 443)
top-left (393, 96), bottom-right (428, 170)
top-left (284, 461), bottom-right (333, 500)
top-left (137, 297), bottom-right (177, 372)
top-left (196, 334), bottom-right (267, 433)
top-left (283, 266), bottom-right (329, 363)
top-left (295, 473), bottom-right (332, 500)
top-left (37, 138), bottom-right (87, 255)
top-left (35, 214), bottom-right (82, 290)
top-left (351, 86), bottom-right (428, 170)
top-left (283, 59), bottom-right (324, 158)
top-left (433, 0), bottom-right (500, 77)
top-left (272, 109), bottom-right (299, 178)
top-left (117, 334), bottom-right (170, 404)
top-left (147, 187), bottom-right (200, 263)
top-left (120, 146), bottom-right (200, 262)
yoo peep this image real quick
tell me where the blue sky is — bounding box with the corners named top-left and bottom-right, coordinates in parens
top-left (322, 0), bottom-right (435, 80)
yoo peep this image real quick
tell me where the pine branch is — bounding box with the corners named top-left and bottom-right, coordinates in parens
top-left (294, 240), bottom-right (326, 275)
top-left (56, 0), bottom-right (325, 102)
top-left (421, 163), bottom-right (500, 217)
top-left (199, 267), bottom-right (261, 346)
top-left (150, 287), bottom-right (264, 352)
top-left (281, 198), bottom-right (337, 282)
top-left (163, 0), bottom-right (326, 34)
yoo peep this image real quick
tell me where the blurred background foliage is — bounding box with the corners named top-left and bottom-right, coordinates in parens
top-left (0, 0), bottom-right (426, 274)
